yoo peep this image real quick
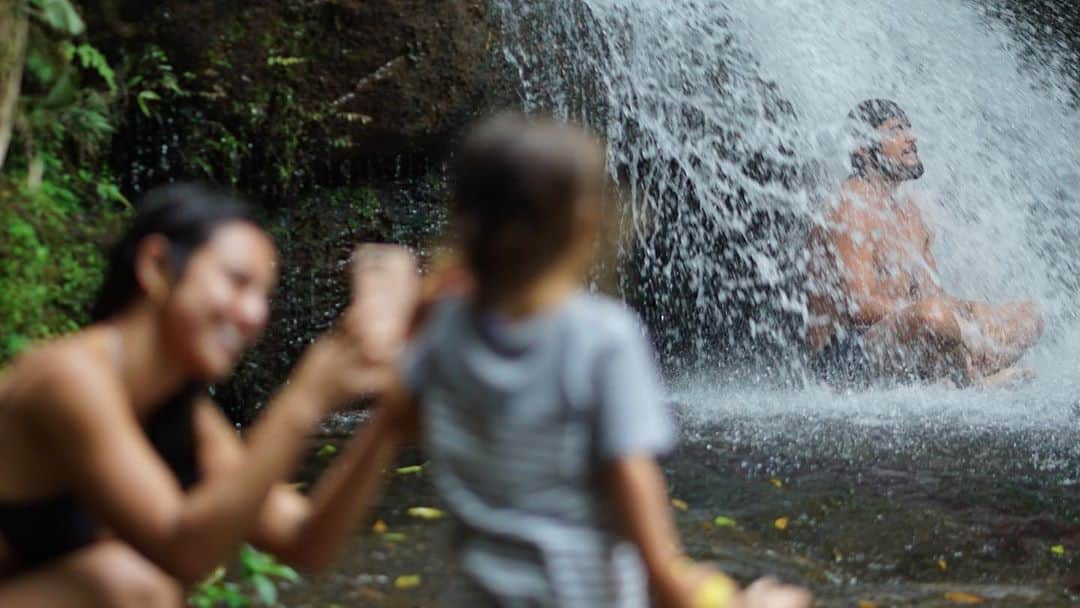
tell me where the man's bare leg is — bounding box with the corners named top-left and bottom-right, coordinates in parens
top-left (956, 300), bottom-right (1044, 374)
top-left (860, 298), bottom-right (976, 385)
top-left (974, 367), bottom-right (1036, 390)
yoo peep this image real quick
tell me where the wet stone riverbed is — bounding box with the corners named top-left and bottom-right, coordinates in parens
top-left (278, 387), bottom-right (1079, 608)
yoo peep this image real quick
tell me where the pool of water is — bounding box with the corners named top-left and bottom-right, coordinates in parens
top-left (279, 378), bottom-right (1079, 607)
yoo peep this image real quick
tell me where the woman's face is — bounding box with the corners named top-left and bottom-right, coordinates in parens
top-left (160, 222), bottom-right (278, 381)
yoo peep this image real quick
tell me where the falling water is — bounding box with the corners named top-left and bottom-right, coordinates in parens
top-left (492, 0), bottom-right (1080, 477)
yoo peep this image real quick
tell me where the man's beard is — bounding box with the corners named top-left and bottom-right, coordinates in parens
top-left (871, 150), bottom-right (925, 182)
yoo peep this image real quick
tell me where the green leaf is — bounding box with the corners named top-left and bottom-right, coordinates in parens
top-left (265, 563), bottom-right (300, 583)
top-left (41, 69), bottom-right (78, 109)
top-left (29, 0), bottom-right (85, 35)
top-left (251, 573), bottom-right (277, 606)
top-left (712, 515), bottom-right (737, 528)
top-left (136, 90), bottom-right (161, 117)
top-left (316, 443), bottom-right (338, 458)
top-left (73, 44), bottom-right (116, 92)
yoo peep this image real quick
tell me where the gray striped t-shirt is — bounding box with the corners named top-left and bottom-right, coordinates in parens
top-left (402, 291), bottom-right (676, 607)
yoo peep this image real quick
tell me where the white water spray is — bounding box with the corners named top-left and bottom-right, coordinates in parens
top-left (492, 0), bottom-right (1080, 468)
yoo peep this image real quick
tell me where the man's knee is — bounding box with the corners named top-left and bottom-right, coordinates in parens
top-left (72, 543), bottom-right (183, 608)
top-left (1019, 300), bottom-right (1046, 336)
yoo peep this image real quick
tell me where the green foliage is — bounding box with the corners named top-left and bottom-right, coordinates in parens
top-left (16, 2), bottom-right (115, 160)
top-left (27, 0), bottom-right (85, 36)
top-left (0, 167), bottom-right (125, 360)
top-left (188, 545), bottom-right (300, 608)
top-left (124, 43), bottom-right (189, 118)
top-left (0, 0), bottom-right (127, 362)
top-left (63, 41), bottom-right (116, 92)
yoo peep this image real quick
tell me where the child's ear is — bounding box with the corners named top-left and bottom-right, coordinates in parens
top-left (134, 234), bottom-right (174, 305)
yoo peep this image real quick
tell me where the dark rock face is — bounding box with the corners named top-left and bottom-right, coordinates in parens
top-left (91, 0), bottom-right (516, 421)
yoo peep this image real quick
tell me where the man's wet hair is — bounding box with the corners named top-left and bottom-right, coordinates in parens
top-left (848, 98), bottom-right (910, 133)
top-left (449, 113), bottom-right (607, 305)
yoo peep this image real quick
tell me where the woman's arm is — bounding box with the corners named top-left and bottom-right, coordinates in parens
top-left (200, 380), bottom-right (415, 572)
top-left (39, 332), bottom-right (380, 585)
top-left (255, 383), bottom-right (417, 570)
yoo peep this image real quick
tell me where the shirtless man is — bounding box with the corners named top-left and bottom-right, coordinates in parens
top-left (806, 99), bottom-right (1044, 387)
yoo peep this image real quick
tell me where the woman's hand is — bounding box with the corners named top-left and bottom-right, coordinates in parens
top-left (348, 244), bottom-right (422, 366)
top-left (289, 244), bottom-right (421, 410)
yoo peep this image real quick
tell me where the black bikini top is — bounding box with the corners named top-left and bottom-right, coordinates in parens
top-left (0, 383), bottom-right (203, 570)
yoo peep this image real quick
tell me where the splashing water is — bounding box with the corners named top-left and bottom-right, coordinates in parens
top-left (492, 0), bottom-right (1080, 475)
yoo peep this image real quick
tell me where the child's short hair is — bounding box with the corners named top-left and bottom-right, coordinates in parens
top-left (450, 113), bottom-right (607, 303)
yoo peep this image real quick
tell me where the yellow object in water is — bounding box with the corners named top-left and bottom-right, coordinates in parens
top-left (712, 515), bottom-right (737, 528)
top-left (407, 507), bottom-right (445, 520)
top-left (693, 573), bottom-right (738, 608)
top-left (943, 591), bottom-right (985, 604)
top-left (394, 575), bottom-right (422, 590)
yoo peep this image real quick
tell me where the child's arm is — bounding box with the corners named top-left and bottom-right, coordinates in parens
top-left (608, 454), bottom-right (705, 608)
top-left (608, 455), bottom-right (812, 608)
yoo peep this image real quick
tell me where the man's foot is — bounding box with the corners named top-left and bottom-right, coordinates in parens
top-left (974, 367), bottom-right (1035, 390)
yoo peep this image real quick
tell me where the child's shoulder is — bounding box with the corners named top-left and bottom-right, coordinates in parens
top-left (565, 292), bottom-right (648, 344)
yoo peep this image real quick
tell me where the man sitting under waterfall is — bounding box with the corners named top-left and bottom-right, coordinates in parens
top-left (805, 99), bottom-right (1044, 388)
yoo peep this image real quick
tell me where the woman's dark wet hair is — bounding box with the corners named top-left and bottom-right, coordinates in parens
top-left (92, 182), bottom-right (257, 321)
top-left (449, 113), bottom-right (607, 304)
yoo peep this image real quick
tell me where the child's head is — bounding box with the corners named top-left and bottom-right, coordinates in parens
top-left (450, 113), bottom-right (608, 304)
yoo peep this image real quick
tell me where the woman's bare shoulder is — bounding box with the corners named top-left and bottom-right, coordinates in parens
top-left (1, 328), bottom-right (120, 420)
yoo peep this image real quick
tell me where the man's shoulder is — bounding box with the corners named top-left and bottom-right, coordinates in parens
top-left (827, 181), bottom-right (886, 228)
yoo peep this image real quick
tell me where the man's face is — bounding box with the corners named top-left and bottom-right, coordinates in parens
top-left (873, 116), bottom-right (924, 181)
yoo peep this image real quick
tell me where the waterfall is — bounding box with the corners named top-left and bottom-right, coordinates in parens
top-left (492, 0), bottom-right (1080, 377)
top-left (490, 0), bottom-right (1080, 469)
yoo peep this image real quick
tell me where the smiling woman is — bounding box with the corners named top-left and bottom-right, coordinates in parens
top-left (0, 182), bottom-right (419, 607)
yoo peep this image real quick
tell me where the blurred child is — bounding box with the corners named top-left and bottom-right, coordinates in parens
top-left (382, 114), bottom-right (811, 608)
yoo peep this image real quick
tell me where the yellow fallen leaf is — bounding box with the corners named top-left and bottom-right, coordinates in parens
top-left (944, 591), bottom-right (985, 604)
top-left (857, 601), bottom-right (877, 608)
top-left (394, 574), bottom-right (422, 589)
top-left (407, 507), bottom-right (445, 520)
top-left (671, 498), bottom-right (689, 512)
top-left (938, 558), bottom-right (948, 571)
top-left (713, 515), bottom-right (737, 528)
top-left (773, 517), bottom-right (789, 531)
top-left (833, 549), bottom-right (844, 562)
top-left (372, 520), bottom-right (388, 534)
top-left (769, 478), bottom-right (783, 488)
top-left (396, 464), bottom-right (424, 475)
top-left (1051, 544), bottom-right (1065, 556)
